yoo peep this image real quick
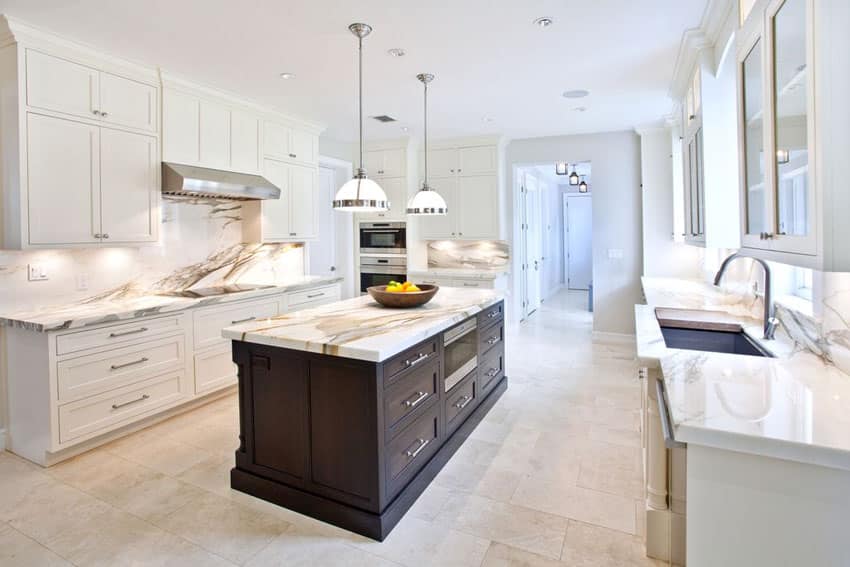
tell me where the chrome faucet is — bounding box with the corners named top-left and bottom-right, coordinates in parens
top-left (714, 253), bottom-right (779, 340)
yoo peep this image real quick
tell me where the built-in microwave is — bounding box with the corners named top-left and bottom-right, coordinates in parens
top-left (360, 222), bottom-right (406, 254)
top-left (443, 319), bottom-right (478, 392)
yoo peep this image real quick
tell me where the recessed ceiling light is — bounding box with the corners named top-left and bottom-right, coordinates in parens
top-left (279, 72), bottom-right (296, 80)
top-left (533, 17), bottom-right (554, 28)
top-left (387, 48), bottom-right (406, 57)
top-left (563, 89), bottom-right (590, 99)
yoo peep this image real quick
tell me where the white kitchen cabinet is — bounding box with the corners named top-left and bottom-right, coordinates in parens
top-left (199, 99), bottom-right (231, 169)
top-left (458, 146), bottom-right (497, 176)
top-left (230, 109), bottom-right (260, 173)
top-left (242, 158), bottom-right (318, 242)
top-left (289, 128), bottom-right (318, 165)
top-left (263, 121), bottom-right (290, 160)
top-left (100, 128), bottom-right (158, 243)
top-left (457, 174), bottom-right (499, 239)
top-left (263, 120), bottom-right (318, 166)
top-left (428, 147), bottom-right (458, 177)
top-left (288, 163), bottom-right (318, 239)
top-left (162, 88), bottom-right (200, 165)
top-left (98, 72), bottom-right (157, 132)
top-left (418, 177), bottom-right (458, 239)
top-left (365, 148), bottom-right (406, 177)
top-left (26, 114), bottom-right (101, 245)
top-left (358, 177), bottom-right (409, 221)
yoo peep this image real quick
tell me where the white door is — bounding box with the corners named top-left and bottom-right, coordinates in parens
top-left (199, 100), bottom-right (231, 169)
top-left (98, 72), bottom-right (157, 132)
top-left (418, 177), bottom-right (457, 239)
top-left (523, 174), bottom-right (542, 317)
top-left (288, 164), bottom-right (317, 239)
top-left (457, 174), bottom-right (498, 239)
top-left (100, 128), bottom-right (158, 243)
top-left (26, 114), bottom-right (100, 245)
top-left (230, 110), bottom-right (260, 173)
top-left (260, 158), bottom-right (291, 240)
top-left (565, 194), bottom-right (593, 290)
top-left (25, 49), bottom-right (99, 119)
top-left (310, 167), bottom-right (337, 275)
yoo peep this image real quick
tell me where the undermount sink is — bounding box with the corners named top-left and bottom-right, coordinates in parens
top-left (660, 327), bottom-right (774, 358)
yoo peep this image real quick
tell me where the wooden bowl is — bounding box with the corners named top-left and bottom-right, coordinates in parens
top-left (367, 284), bottom-right (439, 308)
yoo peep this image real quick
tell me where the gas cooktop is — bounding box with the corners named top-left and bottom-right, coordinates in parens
top-left (158, 284), bottom-right (275, 298)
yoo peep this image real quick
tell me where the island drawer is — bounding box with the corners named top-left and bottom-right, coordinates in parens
top-left (383, 339), bottom-right (439, 386)
top-left (57, 333), bottom-right (186, 403)
top-left (478, 302), bottom-right (504, 327)
top-left (479, 345), bottom-right (504, 396)
top-left (386, 404), bottom-right (441, 497)
top-left (194, 297), bottom-right (279, 351)
top-left (285, 284), bottom-right (341, 310)
top-left (479, 322), bottom-right (504, 354)
top-left (446, 371), bottom-right (477, 433)
top-left (384, 358), bottom-right (439, 439)
top-left (56, 314), bottom-right (186, 356)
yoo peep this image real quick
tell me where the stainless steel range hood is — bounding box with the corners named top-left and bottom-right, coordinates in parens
top-left (162, 163), bottom-right (281, 200)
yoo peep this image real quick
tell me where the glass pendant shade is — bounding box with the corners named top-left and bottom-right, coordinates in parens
top-left (569, 169), bottom-right (580, 185)
top-left (578, 176), bottom-right (588, 193)
top-left (407, 184), bottom-right (447, 215)
top-left (333, 175), bottom-right (389, 212)
top-left (555, 162), bottom-right (568, 175)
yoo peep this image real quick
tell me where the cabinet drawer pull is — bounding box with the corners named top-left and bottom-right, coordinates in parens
top-left (100, 111), bottom-right (109, 118)
top-left (404, 352), bottom-right (429, 368)
top-left (462, 282), bottom-right (479, 287)
top-left (289, 232), bottom-right (297, 236)
top-left (486, 311), bottom-right (499, 318)
top-left (404, 437), bottom-right (430, 458)
top-left (111, 394), bottom-right (150, 410)
top-left (403, 391), bottom-right (429, 408)
top-left (109, 327), bottom-right (149, 338)
top-left (94, 233), bottom-right (103, 239)
top-left (454, 395), bottom-right (473, 410)
top-left (289, 153), bottom-right (296, 158)
top-left (486, 336), bottom-right (500, 345)
top-left (306, 292), bottom-right (325, 299)
top-left (486, 368), bottom-right (499, 377)
top-left (231, 316), bottom-right (256, 325)
top-left (92, 109), bottom-right (101, 116)
top-left (102, 233), bottom-right (110, 239)
top-left (110, 357), bottom-right (149, 371)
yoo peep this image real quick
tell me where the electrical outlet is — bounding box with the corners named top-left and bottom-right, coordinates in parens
top-left (28, 264), bottom-right (48, 281)
top-left (76, 273), bottom-right (89, 291)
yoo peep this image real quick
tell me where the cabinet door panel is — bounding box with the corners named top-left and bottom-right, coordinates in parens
top-left (288, 130), bottom-right (316, 165)
top-left (99, 73), bottom-right (157, 132)
top-left (459, 146), bottom-right (497, 175)
top-left (288, 164), bottom-right (317, 239)
top-left (26, 114), bottom-right (100, 245)
top-left (26, 50), bottom-right (98, 119)
top-left (364, 149), bottom-right (384, 176)
top-left (457, 174), bottom-right (498, 239)
top-left (359, 177), bottom-right (407, 221)
top-left (381, 148), bottom-right (406, 177)
top-left (260, 159), bottom-right (291, 240)
top-left (100, 128), bottom-right (157, 243)
top-left (428, 147), bottom-right (458, 177)
top-left (263, 121), bottom-right (290, 160)
top-left (162, 89), bottom-right (200, 164)
top-left (199, 100), bottom-right (231, 169)
top-left (231, 110), bottom-right (260, 173)
top-left (418, 176), bottom-right (457, 239)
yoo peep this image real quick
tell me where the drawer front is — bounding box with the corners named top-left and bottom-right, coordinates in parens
top-left (386, 404), bottom-right (440, 493)
top-left (194, 346), bottom-right (237, 395)
top-left (445, 371), bottom-right (476, 431)
top-left (58, 371), bottom-right (188, 444)
top-left (56, 315), bottom-right (185, 356)
top-left (479, 345), bottom-right (505, 395)
top-left (57, 334), bottom-right (185, 403)
top-left (383, 339), bottom-right (439, 385)
top-left (384, 359), bottom-right (439, 438)
top-left (478, 302), bottom-right (504, 327)
top-left (194, 298), bottom-right (279, 350)
top-left (479, 322), bottom-right (504, 354)
top-left (286, 284), bottom-right (341, 309)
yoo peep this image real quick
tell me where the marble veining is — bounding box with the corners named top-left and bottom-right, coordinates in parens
top-left (409, 268), bottom-right (508, 280)
top-left (223, 287), bottom-right (503, 362)
top-left (427, 240), bottom-right (509, 270)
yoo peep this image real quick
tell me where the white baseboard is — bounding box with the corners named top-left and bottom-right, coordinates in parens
top-left (0, 428), bottom-right (6, 451)
top-left (592, 331), bottom-right (636, 345)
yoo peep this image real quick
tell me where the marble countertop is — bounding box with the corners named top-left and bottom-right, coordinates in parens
top-left (222, 287), bottom-right (503, 362)
top-left (638, 277), bottom-right (850, 471)
top-left (0, 275), bottom-right (343, 333)
top-left (409, 268), bottom-right (509, 280)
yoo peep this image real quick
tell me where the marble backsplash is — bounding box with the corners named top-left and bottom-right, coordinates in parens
top-left (0, 196), bottom-right (305, 313)
top-left (427, 240), bottom-right (509, 270)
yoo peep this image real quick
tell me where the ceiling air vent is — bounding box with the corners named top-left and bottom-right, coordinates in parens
top-left (372, 115), bottom-right (397, 123)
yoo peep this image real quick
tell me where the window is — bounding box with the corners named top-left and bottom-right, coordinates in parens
top-left (793, 267), bottom-right (813, 301)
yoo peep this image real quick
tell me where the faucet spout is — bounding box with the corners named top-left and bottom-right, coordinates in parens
top-left (714, 253), bottom-right (777, 340)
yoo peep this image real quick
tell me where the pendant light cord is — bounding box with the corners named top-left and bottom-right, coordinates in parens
top-left (423, 80), bottom-right (428, 189)
top-left (358, 34), bottom-right (364, 174)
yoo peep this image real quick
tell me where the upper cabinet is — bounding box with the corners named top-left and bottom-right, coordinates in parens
top-left (242, 158), bottom-right (318, 242)
top-left (0, 23), bottom-right (161, 249)
top-left (263, 120), bottom-right (318, 166)
top-left (358, 142), bottom-right (414, 221)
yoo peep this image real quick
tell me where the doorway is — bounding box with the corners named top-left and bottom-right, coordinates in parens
top-left (564, 194), bottom-right (592, 290)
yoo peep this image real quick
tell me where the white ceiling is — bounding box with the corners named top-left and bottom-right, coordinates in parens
top-left (0, 0), bottom-right (706, 141)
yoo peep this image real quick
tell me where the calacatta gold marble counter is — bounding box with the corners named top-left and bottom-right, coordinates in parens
top-left (222, 287), bottom-right (503, 362)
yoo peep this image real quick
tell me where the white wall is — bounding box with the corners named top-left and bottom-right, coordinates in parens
top-left (507, 131), bottom-right (643, 335)
top-left (639, 128), bottom-right (703, 279)
top-left (318, 136), bottom-right (355, 164)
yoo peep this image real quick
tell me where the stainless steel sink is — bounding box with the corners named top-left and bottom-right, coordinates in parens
top-left (660, 327), bottom-right (774, 357)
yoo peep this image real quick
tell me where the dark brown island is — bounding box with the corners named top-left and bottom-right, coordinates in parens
top-left (221, 290), bottom-right (507, 540)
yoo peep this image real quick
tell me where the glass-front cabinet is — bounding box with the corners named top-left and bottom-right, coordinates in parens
top-left (737, 0), bottom-right (816, 256)
top-left (682, 69), bottom-right (705, 244)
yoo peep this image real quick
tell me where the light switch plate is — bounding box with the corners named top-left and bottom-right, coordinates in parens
top-left (76, 273), bottom-right (89, 290)
top-left (28, 264), bottom-right (48, 281)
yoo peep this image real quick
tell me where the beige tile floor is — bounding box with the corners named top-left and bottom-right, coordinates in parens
top-left (0, 290), bottom-right (665, 566)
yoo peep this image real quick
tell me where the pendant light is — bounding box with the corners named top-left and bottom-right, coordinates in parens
top-left (333, 23), bottom-right (389, 212)
top-left (569, 165), bottom-right (580, 186)
top-left (578, 176), bottom-right (588, 193)
top-left (407, 73), bottom-right (447, 215)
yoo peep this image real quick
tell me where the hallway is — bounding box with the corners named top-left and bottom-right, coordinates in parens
top-left (0, 289), bottom-right (658, 566)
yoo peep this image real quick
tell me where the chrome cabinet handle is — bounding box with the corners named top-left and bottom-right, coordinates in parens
top-left (92, 110), bottom-right (101, 116)
top-left (454, 395), bottom-right (473, 410)
top-left (111, 394), bottom-right (150, 410)
top-left (289, 232), bottom-right (297, 236)
top-left (404, 352), bottom-right (429, 368)
top-left (231, 316), bottom-right (256, 324)
top-left (487, 311), bottom-right (499, 318)
top-left (306, 292), bottom-right (325, 299)
top-left (102, 233), bottom-right (110, 239)
top-left (100, 111), bottom-right (109, 117)
top-left (289, 153), bottom-right (296, 158)
top-left (486, 368), bottom-right (498, 377)
top-left (405, 437), bottom-right (430, 458)
top-left (403, 391), bottom-right (429, 408)
top-left (110, 357), bottom-right (149, 371)
top-left (94, 233), bottom-right (103, 239)
top-left (486, 336), bottom-right (500, 345)
top-left (109, 327), bottom-right (148, 338)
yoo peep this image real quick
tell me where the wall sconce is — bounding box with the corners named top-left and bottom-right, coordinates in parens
top-left (776, 149), bottom-right (790, 164)
top-left (555, 162), bottom-right (568, 175)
